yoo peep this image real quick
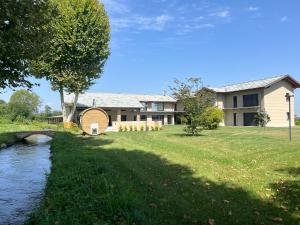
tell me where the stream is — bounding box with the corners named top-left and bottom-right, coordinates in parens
top-left (0, 135), bottom-right (51, 225)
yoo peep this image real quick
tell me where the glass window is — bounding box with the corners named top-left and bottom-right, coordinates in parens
top-left (141, 102), bottom-right (147, 111)
top-left (121, 115), bottom-right (127, 121)
top-left (152, 102), bottom-right (164, 111)
top-left (243, 94), bottom-right (259, 107)
top-left (233, 96), bottom-right (237, 108)
top-left (152, 115), bottom-right (164, 121)
top-left (141, 115), bottom-right (147, 121)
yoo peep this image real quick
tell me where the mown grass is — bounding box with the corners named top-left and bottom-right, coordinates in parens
top-left (296, 119), bottom-right (300, 126)
top-left (0, 121), bottom-right (58, 145)
top-left (24, 125), bottom-right (300, 225)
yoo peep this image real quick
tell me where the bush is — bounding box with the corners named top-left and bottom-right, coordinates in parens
top-left (296, 119), bottom-right (300, 126)
top-left (134, 126), bottom-right (138, 131)
top-left (140, 125), bottom-right (144, 131)
top-left (118, 126), bottom-right (123, 132)
top-left (200, 107), bottom-right (224, 130)
top-left (129, 125), bottom-right (133, 131)
top-left (254, 111), bottom-right (271, 127)
top-left (124, 126), bottom-right (128, 132)
top-left (154, 125), bottom-right (160, 131)
top-left (14, 116), bottom-right (32, 125)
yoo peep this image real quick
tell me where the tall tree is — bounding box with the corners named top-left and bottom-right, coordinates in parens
top-left (8, 90), bottom-right (41, 120)
top-left (0, 0), bottom-right (53, 90)
top-left (170, 77), bottom-right (216, 135)
top-left (31, 0), bottom-right (110, 122)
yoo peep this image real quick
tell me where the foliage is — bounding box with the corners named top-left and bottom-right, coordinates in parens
top-left (200, 107), bottom-right (224, 130)
top-left (140, 125), bottom-right (144, 131)
top-left (254, 111), bottom-right (271, 127)
top-left (31, 0), bottom-right (110, 122)
top-left (8, 90), bottom-right (41, 120)
top-left (296, 119), bottom-right (300, 126)
top-left (0, 99), bottom-right (9, 116)
top-left (118, 126), bottom-right (123, 132)
top-left (134, 126), bottom-right (138, 131)
top-left (25, 126), bottom-right (300, 224)
top-left (124, 126), bottom-right (128, 132)
top-left (0, 0), bottom-right (53, 90)
top-left (35, 105), bottom-right (62, 121)
top-left (170, 77), bottom-right (216, 135)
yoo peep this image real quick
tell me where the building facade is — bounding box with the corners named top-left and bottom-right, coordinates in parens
top-left (64, 92), bottom-right (184, 131)
top-left (210, 75), bottom-right (300, 127)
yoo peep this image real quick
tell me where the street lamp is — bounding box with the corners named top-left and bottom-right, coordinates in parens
top-left (285, 93), bottom-right (294, 141)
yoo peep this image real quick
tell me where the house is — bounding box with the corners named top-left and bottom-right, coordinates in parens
top-left (208, 75), bottom-right (300, 127)
top-left (64, 92), bottom-right (184, 131)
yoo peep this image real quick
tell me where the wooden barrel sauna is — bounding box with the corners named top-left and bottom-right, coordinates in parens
top-left (80, 107), bottom-right (109, 135)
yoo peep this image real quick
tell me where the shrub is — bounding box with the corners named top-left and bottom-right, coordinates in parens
top-left (14, 115), bottom-right (32, 125)
top-left (200, 107), bottom-right (224, 130)
top-left (124, 126), bottom-right (128, 132)
top-left (118, 126), bottom-right (123, 132)
top-left (154, 125), bottom-right (160, 131)
top-left (134, 126), bottom-right (138, 131)
top-left (295, 119), bottom-right (300, 126)
top-left (140, 125), bottom-right (144, 131)
top-left (129, 125), bottom-right (133, 131)
top-left (150, 126), bottom-right (154, 131)
top-left (146, 126), bottom-right (150, 131)
top-left (254, 111), bottom-right (271, 127)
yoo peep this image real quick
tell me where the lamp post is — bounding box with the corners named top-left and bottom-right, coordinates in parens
top-left (285, 93), bottom-right (294, 142)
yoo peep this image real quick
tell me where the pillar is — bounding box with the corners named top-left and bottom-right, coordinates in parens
top-left (117, 109), bottom-right (121, 122)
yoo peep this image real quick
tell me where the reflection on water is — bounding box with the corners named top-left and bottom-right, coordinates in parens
top-left (0, 135), bottom-right (51, 225)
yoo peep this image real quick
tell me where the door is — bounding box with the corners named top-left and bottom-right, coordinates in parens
top-left (243, 113), bottom-right (257, 126)
top-left (167, 115), bottom-right (172, 125)
top-left (108, 116), bottom-right (112, 126)
top-left (233, 113), bottom-right (237, 126)
top-left (90, 123), bottom-right (99, 135)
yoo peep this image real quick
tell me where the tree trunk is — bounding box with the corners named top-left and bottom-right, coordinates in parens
top-left (59, 88), bottom-right (67, 122)
top-left (66, 92), bottom-right (79, 122)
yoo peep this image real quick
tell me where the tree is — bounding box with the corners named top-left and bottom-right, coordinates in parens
top-left (44, 105), bottom-right (52, 117)
top-left (170, 77), bottom-right (216, 135)
top-left (0, 99), bottom-right (8, 116)
top-left (0, 0), bottom-right (53, 90)
top-left (254, 111), bottom-right (270, 127)
top-left (200, 107), bottom-right (224, 130)
top-left (8, 90), bottom-right (41, 120)
top-left (31, 0), bottom-right (110, 122)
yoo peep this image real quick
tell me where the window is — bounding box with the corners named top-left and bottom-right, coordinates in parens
top-left (141, 115), bottom-right (147, 121)
top-left (152, 102), bottom-right (164, 111)
top-left (243, 113), bottom-right (258, 126)
top-left (243, 94), bottom-right (259, 107)
top-left (152, 115), bottom-right (164, 121)
top-left (133, 115), bottom-right (137, 121)
top-left (287, 112), bottom-right (290, 120)
top-left (233, 96), bottom-right (237, 108)
top-left (141, 102), bottom-right (147, 111)
top-left (121, 115), bottom-right (127, 121)
top-left (174, 103), bottom-right (177, 111)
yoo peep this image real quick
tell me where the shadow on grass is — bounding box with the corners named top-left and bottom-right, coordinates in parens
top-left (25, 131), bottom-right (298, 225)
top-left (270, 167), bottom-right (300, 216)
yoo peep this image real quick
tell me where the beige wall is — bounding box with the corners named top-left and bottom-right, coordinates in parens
top-left (224, 108), bottom-right (260, 126)
top-left (223, 88), bottom-right (262, 109)
top-left (264, 80), bottom-right (295, 127)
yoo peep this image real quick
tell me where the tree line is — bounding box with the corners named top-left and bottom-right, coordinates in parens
top-left (0, 90), bottom-right (61, 123)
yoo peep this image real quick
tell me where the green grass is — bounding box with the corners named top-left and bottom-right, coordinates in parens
top-left (0, 121), bottom-right (59, 145)
top-left (22, 126), bottom-right (300, 224)
top-left (296, 119), bottom-right (300, 126)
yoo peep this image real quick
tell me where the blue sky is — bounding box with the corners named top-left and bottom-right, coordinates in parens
top-left (1, 0), bottom-right (300, 114)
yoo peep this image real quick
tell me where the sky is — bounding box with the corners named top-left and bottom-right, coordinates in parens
top-left (1, 0), bottom-right (300, 114)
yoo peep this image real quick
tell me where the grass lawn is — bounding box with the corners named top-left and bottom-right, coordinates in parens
top-left (23, 125), bottom-right (300, 224)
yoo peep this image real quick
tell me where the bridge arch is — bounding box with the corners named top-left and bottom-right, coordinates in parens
top-left (15, 130), bottom-right (55, 140)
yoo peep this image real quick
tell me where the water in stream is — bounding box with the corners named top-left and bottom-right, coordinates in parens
top-left (0, 135), bottom-right (51, 225)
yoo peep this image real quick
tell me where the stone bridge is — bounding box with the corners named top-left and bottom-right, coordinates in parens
top-left (15, 130), bottom-right (55, 140)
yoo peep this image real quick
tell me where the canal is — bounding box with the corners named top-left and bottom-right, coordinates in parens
top-left (0, 135), bottom-right (51, 225)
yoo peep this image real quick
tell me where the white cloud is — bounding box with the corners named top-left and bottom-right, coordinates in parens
top-left (212, 10), bottom-right (230, 18)
top-left (110, 14), bottom-right (173, 31)
top-left (280, 16), bottom-right (288, 22)
top-left (247, 6), bottom-right (259, 11)
top-left (101, 0), bottom-right (129, 14)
